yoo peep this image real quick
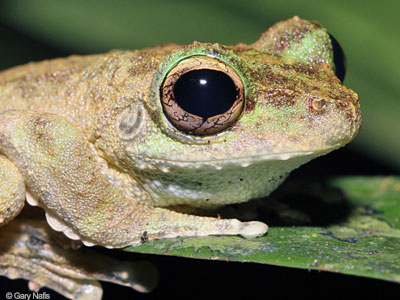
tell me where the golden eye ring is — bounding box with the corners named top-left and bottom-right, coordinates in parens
top-left (160, 56), bottom-right (245, 135)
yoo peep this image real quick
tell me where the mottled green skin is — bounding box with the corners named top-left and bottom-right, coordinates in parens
top-left (0, 15), bottom-right (360, 242)
top-left (0, 16), bottom-right (360, 298)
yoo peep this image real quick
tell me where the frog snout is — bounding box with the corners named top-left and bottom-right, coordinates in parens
top-left (310, 95), bottom-right (361, 148)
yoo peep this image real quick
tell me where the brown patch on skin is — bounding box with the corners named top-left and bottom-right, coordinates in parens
top-left (279, 30), bottom-right (306, 52)
top-left (319, 82), bottom-right (360, 121)
top-left (245, 98), bottom-right (255, 111)
top-left (292, 63), bottom-right (321, 76)
top-left (254, 121), bottom-right (261, 130)
top-left (334, 99), bottom-right (358, 121)
top-left (338, 90), bottom-right (360, 108)
top-left (282, 62), bottom-right (330, 78)
top-left (334, 100), bottom-right (349, 111)
top-left (33, 116), bottom-right (50, 127)
top-left (32, 117), bottom-right (51, 141)
top-left (265, 88), bottom-right (297, 107)
top-left (44, 71), bottom-right (71, 83)
top-left (267, 73), bottom-right (291, 85)
top-left (271, 24), bottom-right (310, 53)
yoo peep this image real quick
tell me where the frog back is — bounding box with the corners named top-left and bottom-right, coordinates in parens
top-left (0, 52), bottom-right (122, 137)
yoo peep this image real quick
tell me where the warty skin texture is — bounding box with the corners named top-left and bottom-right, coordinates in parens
top-left (0, 16), bottom-right (361, 299)
top-left (0, 16), bottom-right (360, 248)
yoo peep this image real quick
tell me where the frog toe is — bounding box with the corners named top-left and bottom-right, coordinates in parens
top-left (238, 221), bottom-right (268, 238)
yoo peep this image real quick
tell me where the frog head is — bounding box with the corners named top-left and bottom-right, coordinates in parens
top-left (103, 17), bottom-right (361, 208)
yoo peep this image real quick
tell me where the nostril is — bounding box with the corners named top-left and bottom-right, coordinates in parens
top-left (310, 98), bottom-right (327, 112)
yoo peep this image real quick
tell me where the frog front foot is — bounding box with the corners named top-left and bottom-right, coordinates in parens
top-left (0, 111), bottom-right (267, 248)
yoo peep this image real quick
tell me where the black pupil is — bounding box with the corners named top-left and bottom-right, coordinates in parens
top-left (173, 69), bottom-right (238, 119)
top-left (329, 33), bottom-right (346, 82)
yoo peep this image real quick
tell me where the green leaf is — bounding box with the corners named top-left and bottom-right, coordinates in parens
top-left (126, 176), bottom-right (400, 283)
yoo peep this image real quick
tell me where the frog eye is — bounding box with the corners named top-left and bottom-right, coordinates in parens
top-left (160, 56), bottom-right (245, 135)
top-left (329, 34), bottom-right (346, 82)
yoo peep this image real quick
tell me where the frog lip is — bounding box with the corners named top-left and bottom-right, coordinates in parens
top-left (135, 147), bottom-right (336, 165)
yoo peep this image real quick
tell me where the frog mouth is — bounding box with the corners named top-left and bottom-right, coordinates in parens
top-left (131, 147), bottom-right (336, 167)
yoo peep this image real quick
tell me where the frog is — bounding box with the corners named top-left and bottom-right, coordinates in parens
top-left (0, 16), bottom-right (361, 299)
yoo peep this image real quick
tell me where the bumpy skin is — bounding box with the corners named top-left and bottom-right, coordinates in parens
top-left (0, 17), bottom-right (360, 298)
top-left (0, 207), bottom-right (158, 299)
